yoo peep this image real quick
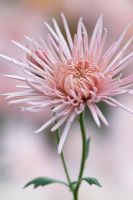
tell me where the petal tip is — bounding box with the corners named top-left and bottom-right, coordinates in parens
top-left (35, 129), bottom-right (40, 134)
top-left (58, 145), bottom-right (62, 154)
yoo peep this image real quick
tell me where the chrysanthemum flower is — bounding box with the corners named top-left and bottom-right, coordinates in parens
top-left (1, 14), bottom-right (133, 153)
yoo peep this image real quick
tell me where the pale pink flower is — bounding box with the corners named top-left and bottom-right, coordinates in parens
top-left (1, 14), bottom-right (133, 153)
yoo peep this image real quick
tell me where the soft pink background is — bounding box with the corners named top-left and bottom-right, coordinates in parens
top-left (0, 0), bottom-right (133, 199)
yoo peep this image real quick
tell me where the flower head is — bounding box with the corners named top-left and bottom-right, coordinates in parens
top-left (1, 14), bottom-right (133, 153)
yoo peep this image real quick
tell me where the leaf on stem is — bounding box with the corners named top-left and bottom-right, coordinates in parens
top-left (24, 177), bottom-right (68, 189)
top-left (82, 177), bottom-right (102, 187)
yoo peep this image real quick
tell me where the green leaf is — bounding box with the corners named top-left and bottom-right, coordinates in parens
top-left (85, 137), bottom-right (91, 160)
top-left (69, 181), bottom-right (78, 191)
top-left (24, 177), bottom-right (68, 189)
top-left (82, 177), bottom-right (102, 187)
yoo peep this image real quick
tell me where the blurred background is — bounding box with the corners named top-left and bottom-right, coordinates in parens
top-left (0, 0), bottom-right (133, 199)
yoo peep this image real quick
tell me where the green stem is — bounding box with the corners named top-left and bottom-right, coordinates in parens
top-left (55, 128), bottom-right (71, 186)
top-left (73, 111), bottom-right (87, 200)
top-left (55, 111), bottom-right (87, 200)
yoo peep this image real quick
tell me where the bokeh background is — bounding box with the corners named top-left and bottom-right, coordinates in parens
top-left (0, 0), bottom-right (133, 199)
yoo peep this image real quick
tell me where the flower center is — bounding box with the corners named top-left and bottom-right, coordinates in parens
top-left (55, 61), bottom-right (105, 102)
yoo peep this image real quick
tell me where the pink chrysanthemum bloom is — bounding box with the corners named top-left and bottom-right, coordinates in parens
top-left (1, 14), bottom-right (133, 153)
